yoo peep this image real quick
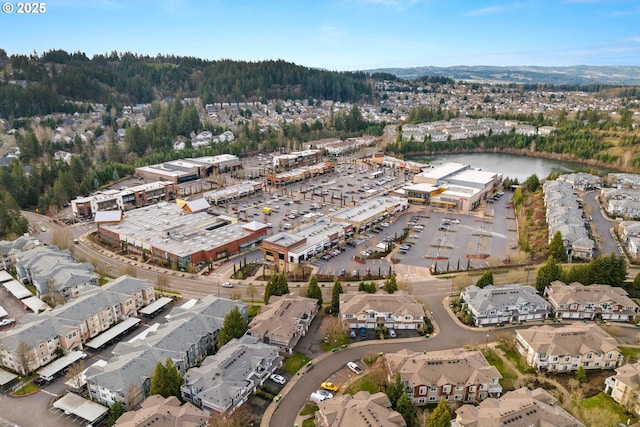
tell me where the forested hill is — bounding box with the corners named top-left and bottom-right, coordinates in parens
top-left (0, 49), bottom-right (374, 119)
top-left (366, 65), bottom-right (640, 86)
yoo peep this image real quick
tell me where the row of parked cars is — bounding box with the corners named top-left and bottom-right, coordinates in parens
top-left (487, 191), bottom-right (505, 203)
top-left (310, 361), bottom-right (364, 403)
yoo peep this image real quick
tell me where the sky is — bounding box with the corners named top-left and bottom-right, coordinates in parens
top-left (1, 0), bottom-right (640, 71)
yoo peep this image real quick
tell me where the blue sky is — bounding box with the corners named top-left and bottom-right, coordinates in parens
top-left (1, 0), bottom-right (639, 70)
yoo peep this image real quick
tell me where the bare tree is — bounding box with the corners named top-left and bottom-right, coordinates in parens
top-left (123, 264), bottom-right (137, 278)
top-left (321, 317), bottom-right (348, 346)
top-left (245, 284), bottom-right (258, 302)
top-left (16, 342), bottom-right (36, 376)
top-left (156, 273), bottom-right (169, 297)
top-left (209, 404), bottom-right (254, 427)
top-left (66, 360), bottom-right (86, 391)
top-left (126, 383), bottom-right (143, 410)
top-left (51, 228), bottom-right (73, 251)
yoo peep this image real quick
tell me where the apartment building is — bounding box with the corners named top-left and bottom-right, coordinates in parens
top-left (461, 284), bottom-right (550, 327)
top-left (604, 361), bottom-right (640, 416)
top-left (315, 391), bottom-right (406, 427)
top-left (86, 295), bottom-right (245, 409)
top-left (544, 280), bottom-right (638, 322)
top-left (385, 348), bottom-right (502, 405)
top-left (246, 294), bottom-right (319, 353)
top-left (516, 323), bottom-right (622, 372)
top-left (452, 387), bottom-right (585, 427)
top-left (181, 335), bottom-right (282, 414)
top-left (0, 276), bottom-right (155, 374)
top-left (340, 291), bottom-right (425, 331)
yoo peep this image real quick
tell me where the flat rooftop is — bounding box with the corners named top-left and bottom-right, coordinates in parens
top-left (100, 202), bottom-right (263, 257)
top-left (415, 162), bottom-right (468, 181)
top-left (449, 169), bottom-right (500, 185)
top-left (329, 196), bottom-right (406, 224)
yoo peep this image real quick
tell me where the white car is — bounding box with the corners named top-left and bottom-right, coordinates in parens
top-left (347, 361), bottom-right (363, 375)
top-left (221, 282), bottom-right (234, 288)
top-left (270, 374), bottom-right (286, 385)
top-left (0, 318), bottom-right (15, 327)
top-left (388, 328), bottom-right (397, 338)
top-left (316, 389), bottom-right (334, 399)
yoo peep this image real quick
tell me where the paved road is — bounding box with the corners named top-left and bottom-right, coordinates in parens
top-left (582, 191), bottom-right (620, 257)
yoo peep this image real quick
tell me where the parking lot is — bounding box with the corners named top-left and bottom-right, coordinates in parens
top-left (207, 156), bottom-right (517, 278)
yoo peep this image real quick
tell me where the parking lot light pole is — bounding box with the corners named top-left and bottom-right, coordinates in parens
top-left (485, 334), bottom-right (489, 350)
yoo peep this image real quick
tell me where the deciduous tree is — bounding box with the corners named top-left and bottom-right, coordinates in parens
top-left (427, 398), bottom-right (451, 427)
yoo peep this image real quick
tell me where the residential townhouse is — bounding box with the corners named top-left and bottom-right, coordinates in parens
top-left (557, 172), bottom-right (603, 191)
top-left (452, 387), bottom-right (585, 427)
top-left (315, 391), bottom-right (406, 427)
top-left (180, 335), bottom-right (283, 414)
top-left (607, 173), bottom-right (640, 190)
top-left (114, 395), bottom-right (209, 427)
top-left (384, 348), bottom-right (502, 405)
top-left (516, 323), bottom-right (622, 372)
top-left (543, 180), bottom-right (594, 260)
top-left (600, 187), bottom-right (640, 219)
top-left (617, 221), bottom-right (640, 259)
top-left (460, 284), bottom-right (550, 327)
top-left (0, 235), bottom-right (40, 271)
top-left (85, 295), bottom-right (245, 409)
top-left (604, 361), bottom-right (640, 416)
top-left (339, 290), bottom-right (425, 331)
top-left (246, 294), bottom-right (319, 353)
top-left (544, 280), bottom-right (638, 322)
top-left (14, 246), bottom-right (98, 300)
top-left (0, 276), bottom-right (155, 374)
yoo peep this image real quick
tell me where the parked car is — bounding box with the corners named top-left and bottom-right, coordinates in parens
top-left (316, 389), bottom-right (334, 399)
top-left (321, 381), bottom-right (340, 392)
top-left (310, 391), bottom-right (330, 404)
top-left (388, 328), bottom-right (397, 338)
top-left (221, 282), bottom-right (234, 288)
top-left (0, 318), bottom-right (15, 327)
top-left (347, 362), bottom-right (363, 375)
top-left (270, 374), bottom-right (286, 385)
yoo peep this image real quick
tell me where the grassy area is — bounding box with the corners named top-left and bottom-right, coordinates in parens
top-left (248, 305), bottom-right (261, 317)
top-left (301, 419), bottom-right (315, 427)
top-left (483, 349), bottom-right (518, 391)
top-left (345, 373), bottom-right (384, 395)
top-left (283, 352), bottom-right (311, 375)
top-left (573, 392), bottom-right (637, 427)
top-left (300, 403), bottom-right (319, 416)
top-left (498, 345), bottom-right (535, 374)
top-left (11, 382), bottom-right (39, 396)
top-left (619, 346), bottom-right (640, 362)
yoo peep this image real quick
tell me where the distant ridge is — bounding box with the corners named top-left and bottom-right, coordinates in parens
top-left (363, 65), bottom-right (640, 86)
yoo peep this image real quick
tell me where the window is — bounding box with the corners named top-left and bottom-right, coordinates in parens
top-left (469, 385), bottom-right (476, 392)
top-left (419, 386), bottom-right (427, 395)
top-left (428, 396), bottom-right (437, 401)
top-left (586, 353), bottom-right (592, 359)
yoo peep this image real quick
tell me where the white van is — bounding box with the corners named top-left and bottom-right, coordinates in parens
top-left (283, 223), bottom-right (292, 230)
top-left (310, 391), bottom-right (330, 404)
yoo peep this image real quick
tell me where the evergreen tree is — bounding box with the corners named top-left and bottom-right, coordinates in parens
top-left (106, 400), bottom-right (124, 425)
top-left (386, 373), bottom-right (404, 409)
top-left (524, 174), bottom-right (540, 192)
top-left (306, 275), bottom-right (323, 307)
top-left (576, 366), bottom-right (587, 383)
top-left (263, 272), bottom-right (289, 303)
top-left (536, 256), bottom-right (563, 292)
top-left (383, 274), bottom-right (399, 294)
top-left (396, 392), bottom-right (415, 427)
top-left (217, 306), bottom-right (248, 350)
top-left (149, 358), bottom-right (183, 399)
top-left (330, 279), bottom-right (343, 315)
top-left (548, 231), bottom-right (568, 262)
top-left (476, 271), bottom-right (494, 288)
top-left (427, 398), bottom-right (452, 427)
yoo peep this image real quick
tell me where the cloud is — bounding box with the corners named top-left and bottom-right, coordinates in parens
top-left (627, 37), bottom-right (640, 43)
top-left (464, 2), bottom-right (523, 17)
top-left (318, 25), bottom-right (349, 45)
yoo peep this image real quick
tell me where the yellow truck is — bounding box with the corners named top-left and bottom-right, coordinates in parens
top-left (262, 207), bottom-right (272, 215)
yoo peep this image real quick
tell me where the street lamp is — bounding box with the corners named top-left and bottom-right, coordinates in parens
top-left (485, 334), bottom-right (489, 350)
top-left (348, 374), bottom-right (351, 390)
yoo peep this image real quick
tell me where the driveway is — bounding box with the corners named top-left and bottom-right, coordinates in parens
top-left (582, 191), bottom-right (620, 256)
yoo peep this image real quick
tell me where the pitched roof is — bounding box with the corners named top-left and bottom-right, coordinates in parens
top-left (115, 395), bottom-right (208, 427)
top-left (385, 348), bottom-right (502, 389)
top-left (516, 323), bottom-right (619, 357)
top-left (316, 391), bottom-right (406, 427)
top-left (453, 387), bottom-right (585, 427)
top-left (340, 290), bottom-right (424, 319)
top-left (247, 294), bottom-right (317, 347)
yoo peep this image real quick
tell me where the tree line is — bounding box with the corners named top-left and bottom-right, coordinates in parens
top-left (0, 50), bottom-right (379, 119)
